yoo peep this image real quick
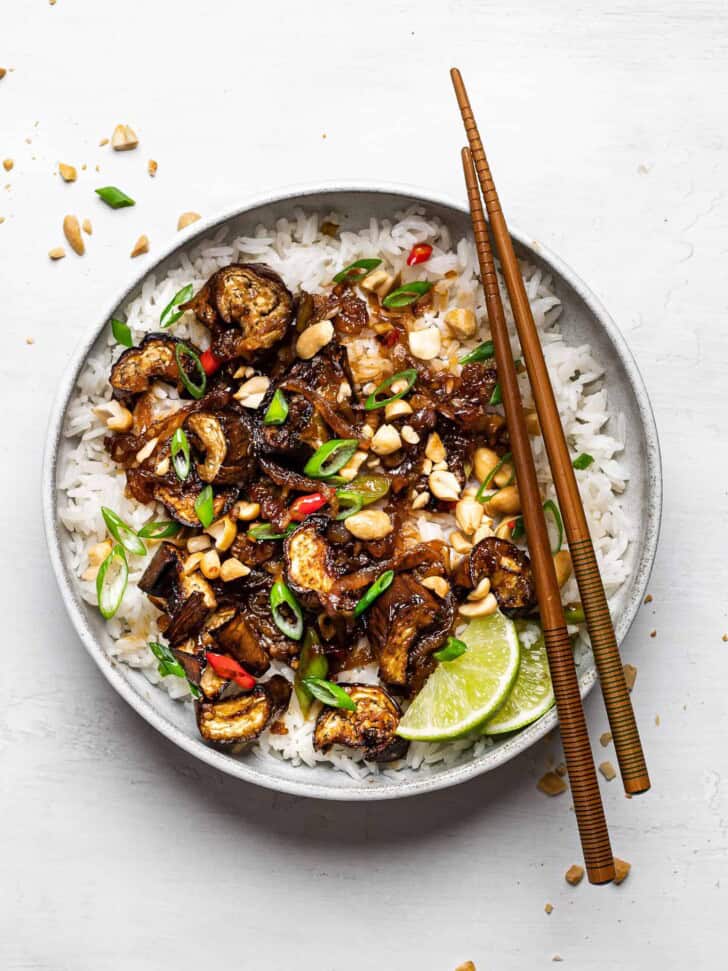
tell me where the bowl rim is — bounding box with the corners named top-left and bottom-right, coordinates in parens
top-left (42, 180), bottom-right (662, 800)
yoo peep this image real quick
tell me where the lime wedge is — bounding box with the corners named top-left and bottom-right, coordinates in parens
top-left (482, 623), bottom-right (555, 735)
top-left (396, 611), bottom-right (520, 742)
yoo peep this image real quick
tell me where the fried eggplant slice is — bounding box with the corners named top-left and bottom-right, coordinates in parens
top-left (185, 412), bottom-right (228, 482)
top-left (153, 480), bottom-right (237, 528)
top-left (366, 573), bottom-right (441, 686)
top-left (183, 263), bottom-right (293, 361)
top-left (196, 675), bottom-right (291, 745)
top-left (110, 333), bottom-right (191, 397)
top-left (313, 683), bottom-right (407, 762)
top-left (164, 590), bottom-right (209, 645)
top-left (455, 536), bottom-right (536, 616)
top-left (171, 638), bottom-right (204, 685)
top-left (138, 542), bottom-right (217, 622)
top-left (283, 515), bottom-right (359, 614)
top-left (213, 612), bottom-right (270, 676)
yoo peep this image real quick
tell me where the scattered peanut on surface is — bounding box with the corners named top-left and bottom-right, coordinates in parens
top-left (111, 124), bottom-right (138, 151)
top-left (58, 162), bottom-right (77, 182)
top-left (130, 234), bottom-right (149, 258)
top-left (177, 211), bottom-right (201, 231)
top-left (63, 215), bottom-right (84, 255)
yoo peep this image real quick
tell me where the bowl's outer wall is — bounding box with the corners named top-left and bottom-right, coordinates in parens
top-left (43, 185), bottom-right (662, 800)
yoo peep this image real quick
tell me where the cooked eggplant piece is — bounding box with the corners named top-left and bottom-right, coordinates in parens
top-left (164, 590), bottom-right (209, 645)
top-left (283, 515), bottom-right (359, 614)
top-left (196, 675), bottom-right (291, 745)
top-left (110, 333), bottom-right (192, 397)
top-left (455, 536), bottom-right (536, 616)
top-left (138, 542), bottom-right (217, 623)
top-left (199, 662), bottom-right (228, 701)
top-left (212, 612), bottom-right (270, 676)
top-left (153, 480), bottom-right (237, 528)
top-left (185, 412), bottom-right (228, 482)
top-left (171, 638), bottom-right (204, 685)
top-left (182, 263), bottom-right (293, 361)
top-left (366, 573), bottom-right (442, 686)
top-left (312, 683), bottom-right (407, 761)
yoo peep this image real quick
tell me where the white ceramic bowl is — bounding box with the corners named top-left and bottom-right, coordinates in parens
top-left (42, 184), bottom-right (662, 800)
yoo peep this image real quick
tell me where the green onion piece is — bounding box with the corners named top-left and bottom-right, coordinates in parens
top-left (381, 280), bottom-right (433, 309)
top-left (511, 516), bottom-right (526, 541)
top-left (476, 451), bottom-right (513, 502)
top-left (364, 368), bottom-right (418, 410)
top-left (111, 318), bottom-right (133, 347)
top-left (294, 630), bottom-right (330, 717)
top-left (489, 382), bottom-right (503, 406)
top-left (101, 506), bottom-right (146, 556)
top-left (564, 604), bottom-right (585, 625)
top-left (337, 474), bottom-right (391, 508)
top-left (301, 677), bottom-right (357, 712)
top-left (95, 186), bottom-right (135, 209)
top-left (148, 641), bottom-right (201, 698)
top-left (137, 520), bottom-right (181, 539)
top-left (248, 522), bottom-right (293, 541)
top-left (174, 343), bottom-right (207, 400)
top-left (171, 427), bottom-right (191, 481)
top-left (354, 569), bottom-right (395, 618)
top-left (270, 579), bottom-right (304, 640)
top-left (96, 544), bottom-right (129, 620)
top-left (335, 494), bottom-right (363, 521)
top-left (543, 499), bottom-right (564, 554)
top-left (459, 340), bottom-right (494, 365)
top-left (434, 636), bottom-right (468, 662)
top-left (573, 453), bottom-right (595, 470)
top-left (264, 389), bottom-right (289, 426)
top-left (303, 438), bottom-right (359, 479)
top-left (332, 258), bottom-right (382, 285)
top-left (160, 283), bottom-right (194, 329)
top-left (194, 485), bottom-right (214, 528)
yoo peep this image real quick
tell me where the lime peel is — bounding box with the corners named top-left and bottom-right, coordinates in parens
top-left (482, 623), bottom-right (555, 735)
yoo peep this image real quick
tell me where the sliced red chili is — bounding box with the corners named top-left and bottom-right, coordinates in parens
top-left (199, 348), bottom-right (222, 376)
top-left (382, 328), bottom-right (401, 348)
top-left (205, 652), bottom-right (256, 690)
top-left (289, 492), bottom-right (329, 522)
top-left (406, 243), bottom-right (433, 267)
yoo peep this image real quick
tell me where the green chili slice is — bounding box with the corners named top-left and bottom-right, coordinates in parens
top-left (111, 318), bottom-right (133, 347)
top-left (301, 677), bottom-right (357, 711)
top-left (364, 368), bottom-right (418, 410)
top-left (304, 438), bottom-right (359, 478)
top-left (333, 258), bottom-right (382, 285)
top-left (459, 340), bottom-right (494, 365)
top-left (294, 630), bottom-right (330, 717)
top-left (171, 427), bottom-right (191, 481)
top-left (354, 569), bottom-right (395, 618)
top-left (270, 579), bottom-right (304, 640)
top-left (96, 544), bottom-right (129, 620)
top-left (248, 522), bottom-right (295, 541)
top-left (337, 474), bottom-right (391, 508)
top-left (573, 453), bottom-right (594, 470)
top-left (264, 389), bottom-right (289, 426)
top-left (160, 283), bottom-right (194, 329)
top-left (148, 641), bottom-right (202, 699)
top-left (101, 506), bottom-right (146, 556)
top-left (434, 636), bottom-right (468, 662)
top-left (489, 382), bottom-right (502, 406)
top-left (137, 520), bottom-right (181, 539)
top-left (95, 186), bottom-right (135, 209)
top-left (543, 499), bottom-right (564, 554)
top-left (564, 604), bottom-right (585, 625)
top-left (194, 485), bottom-right (215, 528)
top-left (381, 280), bottom-right (433, 309)
top-left (174, 343), bottom-right (207, 400)
top-left (476, 451), bottom-right (512, 502)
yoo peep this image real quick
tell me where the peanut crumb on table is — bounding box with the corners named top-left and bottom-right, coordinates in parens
top-left (623, 663), bottom-right (637, 691)
top-left (454, 963), bottom-right (475, 971)
top-left (643, 594), bottom-right (653, 604)
top-left (26, 337), bottom-right (34, 345)
top-left (599, 761), bottom-right (616, 781)
top-left (537, 771), bottom-right (567, 796)
top-left (99, 138), bottom-right (109, 147)
top-left (650, 629), bottom-right (656, 638)
top-left (3, 159), bottom-right (14, 172)
top-left (178, 211), bottom-right (201, 230)
top-left (544, 903), bottom-right (554, 914)
top-left (655, 714), bottom-right (660, 726)
top-left (130, 234), bottom-right (149, 257)
top-left (58, 162), bottom-right (77, 182)
top-left (722, 634), bottom-right (727, 642)
top-left (48, 246), bottom-right (66, 260)
top-left (613, 858), bottom-right (631, 884)
top-left (599, 731), bottom-right (612, 747)
top-left (552, 957), bottom-right (564, 963)
top-left (148, 159), bottom-right (158, 177)
top-left (565, 864), bottom-right (584, 886)
top-left (555, 762), bottom-right (567, 777)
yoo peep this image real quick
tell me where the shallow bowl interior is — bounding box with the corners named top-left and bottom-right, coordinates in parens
top-left (43, 185), bottom-right (661, 800)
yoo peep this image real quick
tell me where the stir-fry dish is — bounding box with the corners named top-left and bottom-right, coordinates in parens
top-left (64, 211), bottom-right (630, 773)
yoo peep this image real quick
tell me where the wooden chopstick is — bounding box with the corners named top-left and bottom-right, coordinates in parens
top-left (461, 147), bottom-right (615, 886)
top-left (452, 68), bottom-right (650, 797)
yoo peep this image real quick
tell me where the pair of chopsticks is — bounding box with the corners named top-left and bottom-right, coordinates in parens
top-left (451, 69), bottom-right (649, 884)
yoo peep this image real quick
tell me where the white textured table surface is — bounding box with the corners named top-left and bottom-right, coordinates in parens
top-left (2, 2), bottom-right (726, 968)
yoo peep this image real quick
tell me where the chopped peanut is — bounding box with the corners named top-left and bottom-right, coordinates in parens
top-left (148, 159), bottom-right (158, 177)
top-left (48, 247), bottom-right (66, 260)
top-left (613, 857), bottom-right (631, 884)
top-left (537, 771), bottom-right (567, 796)
top-left (131, 234), bottom-right (149, 257)
top-left (58, 162), bottom-right (77, 182)
top-left (599, 761), bottom-right (616, 781)
top-left (565, 864), bottom-right (584, 886)
top-left (63, 215), bottom-right (84, 255)
top-left (111, 124), bottom-right (138, 151)
top-left (177, 211), bottom-right (201, 231)
top-left (623, 663), bottom-right (637, 691)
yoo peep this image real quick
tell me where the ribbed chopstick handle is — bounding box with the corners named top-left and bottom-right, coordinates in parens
top-left (569, 537), bottom-right (650, 793)
top-left (543, 624), bottom-right (615, 884)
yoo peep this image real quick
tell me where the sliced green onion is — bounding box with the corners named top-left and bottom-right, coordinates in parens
top-left (101, 506), bottom-right (146, 556)
top-left (381, 280), bottom-right (432, 309)
top-left (248, 522), bottom-right (293, 541)
top-left (137, 520), bottom-right (181, 539)
top-left (111, 318), bottom-right (133, 347)
top-left (160, 283), bottom-right (194, 329)
top-left (270, 579), bottom-right (304, 640)
top-left (573, 452), bottom-right (595, 470)
top-left (511, 516), bottom-right (526, 542)
top-left (174, 343), bottom-right (207, 400)
top-left (489, 382), bottom-right (502, 406)
top-left (294, 629), bottom-right (329, 717)
top-left (148, 641), bottom-right (201, 698)
top-left (171, 427), bottom-right (191, 481)
top-left (304, 438), bottom-right (359, 479)
top-left (264, 389), bottom-right (289, 426)
top-left (434, 636), bottom-right (468, 662)
top-left (332, 258), bottom-right (382, 284)
top-left (335, 494), bottom-right (364, 521)
top-left (476, 451), bottom-right (512, 502)
top-left (354, 569), bottom-right (394, 618)
top-left (96, 544), bottom-right (128, 620)
top-left (194, 485), bottom-right (214, 528)
top-left (95, 186), bottom-right (135, 209)
top-left (543, 499), bottom-right (564, 554)
top-left (364, 368), bottom-right (418, 410)
top-left (336, 474), bottom-right (391, 508)
top-left (301, 677), bottom-right (357, 711)
top-left (564, 604), bottom-right (585, 625)
top-left (459, 340), bottom-right (494, 365)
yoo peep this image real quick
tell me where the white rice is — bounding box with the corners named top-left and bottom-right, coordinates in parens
top-left (59, 207), bottom-right (633, 774)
